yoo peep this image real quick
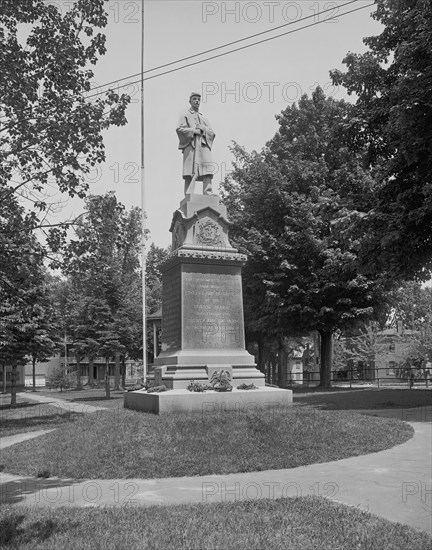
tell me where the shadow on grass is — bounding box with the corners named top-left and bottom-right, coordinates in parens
top-left (0, 512), bottom-right (62, 547)
top-left (0, 475), bottom-right (80, 507)
top-left (0, 413), bottom-right (81, 436)
top-left (68, 396), bottom-right (122, 403)
top-left (0, 402), bottom-right (40, 411)
top-left (294, 388), bottom-right (432, 422)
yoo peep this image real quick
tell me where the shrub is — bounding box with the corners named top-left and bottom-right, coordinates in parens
top-left (236, 383), bottom-right (258, 390)
top-left (186, 381), bottom-right (214, 392)
top-left (147, 385), bottom-right (168, 393)
top-left (46, 366), bottom-right (72, 392)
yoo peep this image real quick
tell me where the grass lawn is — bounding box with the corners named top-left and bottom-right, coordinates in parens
top-left (0, 389), bottom-right (125, 437)
top-left (0, 497), bottom-right (431, 550)
top-left (294, 387), bottom-right (431, 409)
top-left (0, 405), bottom-right (413, 479)
top-left (295, 388), bottom-right (432, 422)
top-left (0, 400), bottom-right (82, 438)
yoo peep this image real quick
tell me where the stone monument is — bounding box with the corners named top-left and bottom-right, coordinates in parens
top-left (124, 92), bottom-right (292, 413)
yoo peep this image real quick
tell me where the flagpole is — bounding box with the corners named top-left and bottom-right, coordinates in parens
top-left (141, 0), bottom-right (147, 384)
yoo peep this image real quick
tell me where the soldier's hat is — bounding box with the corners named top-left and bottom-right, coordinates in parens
top-left (189, 92), bottom-right (201, 99)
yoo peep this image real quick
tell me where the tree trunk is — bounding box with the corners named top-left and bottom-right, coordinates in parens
top-left (105, 358), bottom-right (110, 399)
top-left (88, 357), bottom-right (95, 387)
top-left (278, 338), bottom-right (285, 387)
top-left (32, 355), bottom-right (37, 391)
top-left (114, 351), bottom-right (121, 391)
top-left (10, 365), bottom-right (17, 408)
top-left (76, 353), bottom-right (82, 390)
top-left (318, 330), bottom-right (333, 388)
top-left (313, 331), bottom-right (321, 383)
top-left (422, 367), bottom-right (429, 388)
top-left (257, 337), bottom-right (265, 375)
top-left (2, 362), bottom-right (7, 393)
top-left (271, 354), bottom-right (277, 385)
top-left (121, 356), bottom-right (126, 389)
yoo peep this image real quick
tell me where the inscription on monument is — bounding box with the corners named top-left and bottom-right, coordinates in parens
top-left (182, 264), bottom-right (245, 349)
top-left (161, 266), bottom-right (181, 352)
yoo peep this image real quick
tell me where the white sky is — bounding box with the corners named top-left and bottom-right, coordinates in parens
top-left (57, 0), bottom-right (382, 249)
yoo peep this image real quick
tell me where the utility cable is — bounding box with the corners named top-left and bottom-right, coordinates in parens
top-left (89, 0), bottom-right (361, 93)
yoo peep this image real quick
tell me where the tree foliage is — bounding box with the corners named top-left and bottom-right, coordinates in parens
top-left (331, 0), bottom-right (432, 281)
top-left (46, 363), bottom-right (72, 392)
top-left (0, 196), bottom-right (58, 402)
top-left (26, 274), bottom-right (61, 391)
top-left (386, 282), bottom-right (432, 330)
top-left (60, 192), bottom-right (143, 387)
top-left (1, 1), bottom-right (133, 398)
top-left (146, 243), bottom-right (170, 315)
top-left (0, 0), bottom-right (130, 233)
top-left (221, 88), bottom-right (390, 386)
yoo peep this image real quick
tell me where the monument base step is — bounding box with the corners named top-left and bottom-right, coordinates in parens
top-left (153, 363), bottom-right (265, 389)
top-left (124, 386), bottom-right (293, 414)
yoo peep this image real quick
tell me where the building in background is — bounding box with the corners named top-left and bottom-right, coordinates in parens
top-left (1, 364), bottom-right (25, 393)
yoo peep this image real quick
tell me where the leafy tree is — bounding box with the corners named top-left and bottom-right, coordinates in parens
top-left (331, 0), bottom-right (432, 281)
top-left (401, 332), bottom-right (432, 387)
top-left (62, 193), bottom-right (143, 388)
top-left (1, 0), bottom-right (131, 399)
top-left (143, 243), bottom-right (170, 365)
top-left (0, 196), bottom-right (47, 405)
top-left (98, 328), bottom-right (125, 398)
top-left (0, 0), bottom-right (130, 234)
top-left (67, 296), bottom-right (103, 390)
top-left (390, 283), bottom-right (432, 386)
top-left (46, 363), bottom-right (72, 392)
top-left (0, 325), bottom-right (29, 407)
top-left (26, 278), bottom-right (61, 391)
top-left (334, 324), bottom-right (385, 382)
top-left (386, 282), bottom-right (432, 330)
top-left (221, 89), bottom-right (390, 387)
top-left (146, 243), bottom-right (170, 315)
top-left (113, 306), bottom-right (141, 387)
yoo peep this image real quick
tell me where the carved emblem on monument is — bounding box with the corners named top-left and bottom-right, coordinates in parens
top-left (195, 218), bottom-right (222, 245)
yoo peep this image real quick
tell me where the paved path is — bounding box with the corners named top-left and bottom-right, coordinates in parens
top-left (13, 391), bottom-right (109, 414)
top-left (0, 429), bottom-right (56, 449)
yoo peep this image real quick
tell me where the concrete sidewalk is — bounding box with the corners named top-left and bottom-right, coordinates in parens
top-left (13, 391), bottom-right (109, 414)
top-left (1, 421), bottom-right (431, 534)
top-left (1, 429), bottom-right (56, 449)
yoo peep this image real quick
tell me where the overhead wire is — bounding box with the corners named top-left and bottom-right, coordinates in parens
top-left (1, 1), bottom-right (375, 118)
top-left (88, 0), bottom-right (361, 93)
top-left (139, 2), bottom-right (374, 85)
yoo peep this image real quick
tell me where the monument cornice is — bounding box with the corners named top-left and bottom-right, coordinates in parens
top-left (161, 247), bottom-right (247, 270)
